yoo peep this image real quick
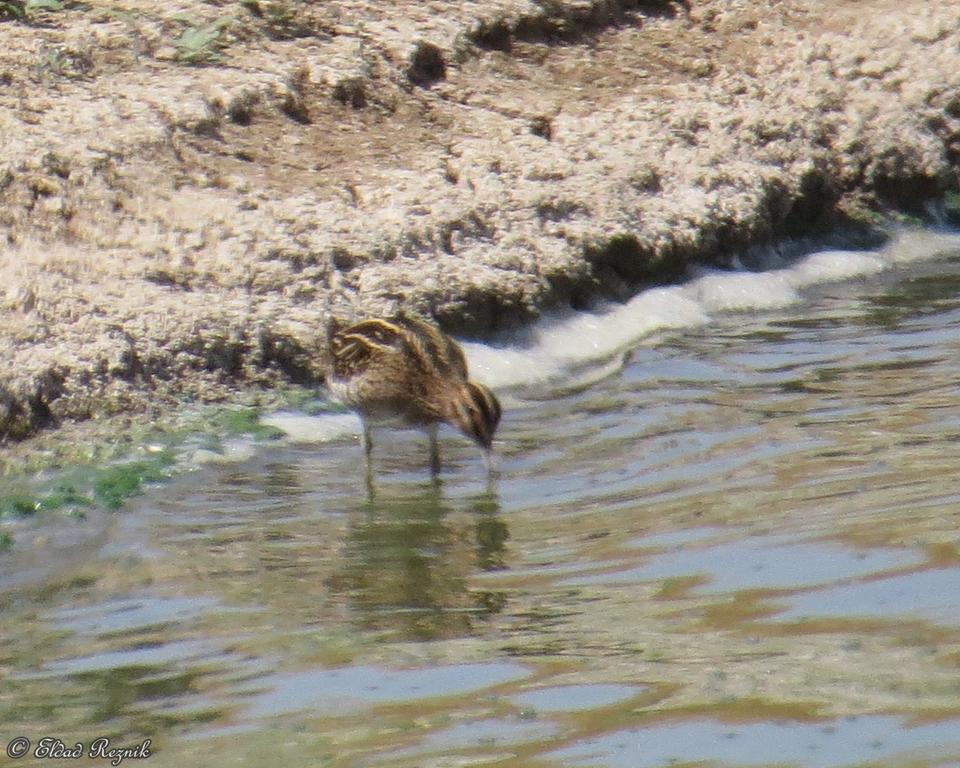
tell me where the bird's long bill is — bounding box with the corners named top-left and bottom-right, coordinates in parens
top-left (454, 382), bottom-right (502, 450)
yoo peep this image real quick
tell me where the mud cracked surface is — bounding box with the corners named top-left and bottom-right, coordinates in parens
top-left (1, 0), bottom-right (959, 446)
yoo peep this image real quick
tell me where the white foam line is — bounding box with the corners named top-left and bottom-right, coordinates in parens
top-left (789, 250), bottom-right (885, 286)
top-left (179, 438), bottom-right (261, 468)
top-left (260, 412), bottom-right (362, 444)
top-left (463, 229), bottom-right (960, 391)
top-left (260, 228), bottom-right (960, 442)
top-left (880, 229), bottom-right (960, 263)
top-left (464, 286), bottom-right (708, 389)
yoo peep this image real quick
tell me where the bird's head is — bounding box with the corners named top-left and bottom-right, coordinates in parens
top-left (446, 381), bottom-right (502, 451)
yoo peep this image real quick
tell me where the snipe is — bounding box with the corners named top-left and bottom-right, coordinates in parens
top-left (327, 314), bottom-right (501, 474)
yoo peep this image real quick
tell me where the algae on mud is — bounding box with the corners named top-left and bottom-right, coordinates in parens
top-left (0, 402), bottom-right (299, 553)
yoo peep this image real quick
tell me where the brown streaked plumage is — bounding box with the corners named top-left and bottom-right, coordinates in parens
top-left (327, 314), bottom-right (502, 473)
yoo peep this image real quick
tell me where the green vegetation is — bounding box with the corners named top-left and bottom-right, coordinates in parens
top-left (0, 1), bottom-right (24, 18)
top-left (280, 388), bottom-right (349, 416)
top-left (36, 484), bottom-right (91, 512)
top-left (0, 460), bottom-right (171, 519)
top-left (240, 0), bottom-right (313, 40)
top-left (891, 209), bottom-right (925, 228)
top-left (944, 190), bottom-right (960, 221)
top-left (172, 16), bottom-right (231, 64)
top-left (33, 44), bottom-right (94, 80)
top-left (0, 496), bottom-right (39, 518)
top-left (211, 406), bottom-right (286, 440)
top-left (0, 0), bottom-right (62, 20)
top-left (93, 457), bottom-right (174, 510)
top-left (0, 404), bottom-right (294, 519)
top-left (0, 484), bottom-right (96, 518)
top-left (0, 0), bottom-right (324, 67)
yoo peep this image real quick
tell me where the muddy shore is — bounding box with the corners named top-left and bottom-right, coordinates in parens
top-left (1, 0), bottom-right (959, 448)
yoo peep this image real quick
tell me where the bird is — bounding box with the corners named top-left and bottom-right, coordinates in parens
top-left (326, 313), bottom-right (502, 475)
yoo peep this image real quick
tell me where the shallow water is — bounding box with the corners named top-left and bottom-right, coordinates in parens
top-left (4, 231), bottom-right (960, 767)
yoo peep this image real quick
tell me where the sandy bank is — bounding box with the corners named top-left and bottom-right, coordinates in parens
top-left (1, 0), bottom-right (959, 445)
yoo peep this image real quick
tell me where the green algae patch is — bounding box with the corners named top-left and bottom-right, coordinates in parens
top-left (211, 407), bottom-right (286, 441)
top-left (0, 399), bottom-right (314, 523)
top-left (93, 457), bottom-right (176, 510)
top-left (0, 496), bottom-right (40, 519)
top-left (0, 484), bottom-right (94, 519)
top-left (0, 455), bottom-right (175, 523)
top-left (944, 190), bottom-right (960, 220)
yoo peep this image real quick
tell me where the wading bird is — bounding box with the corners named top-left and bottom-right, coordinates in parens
top-left (327, 314), bottom-right (501, 475)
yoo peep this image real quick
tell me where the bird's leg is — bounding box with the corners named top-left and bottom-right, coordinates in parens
top-left (428, 422), bottom-right (441, 475)
top-left (361, 419), bottom-right (373, 464)
top-left (361, 419), bottom-right (376, 495)
top-left (365, 466), bottom-right (376, 499)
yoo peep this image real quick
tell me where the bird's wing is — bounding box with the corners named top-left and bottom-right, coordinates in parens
top-left (396, 314), bottom-right (469, 379)
top-left (330, 319), bottom-right (409, 377)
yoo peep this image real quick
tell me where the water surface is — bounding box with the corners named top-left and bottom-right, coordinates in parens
top-left (3, 231), bottom-right (960, 767)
